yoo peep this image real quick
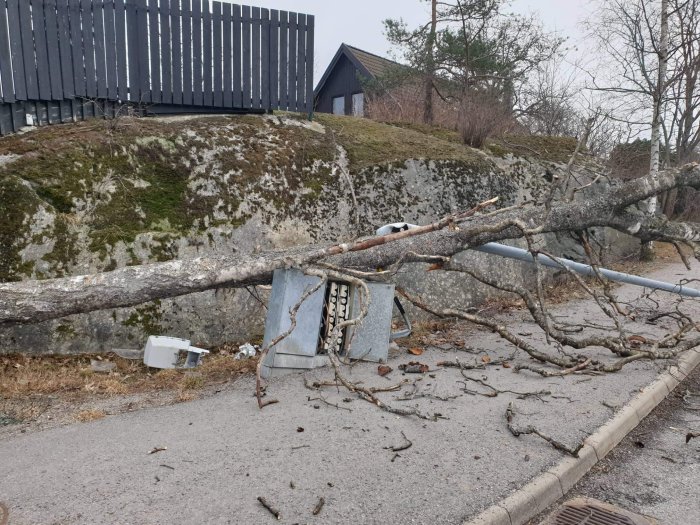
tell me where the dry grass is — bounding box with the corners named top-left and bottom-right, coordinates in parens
top-left (176, 391), bottom-right (199, 403)
top-left (74, 409), bottom-right (106, 423)
top-left (0, 348), bottom-right (257, 406)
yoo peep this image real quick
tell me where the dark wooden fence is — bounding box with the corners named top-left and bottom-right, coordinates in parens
top-left (0, 0), bottom-right (315, 135)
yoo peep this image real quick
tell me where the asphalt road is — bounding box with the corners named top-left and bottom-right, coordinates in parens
top-left (1, 262), bottom-right (699, 525)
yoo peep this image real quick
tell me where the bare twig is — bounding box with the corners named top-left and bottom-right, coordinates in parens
top-left (516, 358), bottom-right (593, 377)
top-left (458, 373), bottom-right (551, 401)
top-left (506, 402), bottom-right (582, 457)
top-left (256, 275), bottom-right (327, 409)
top-left (385, 431), bottom-right (413, 452)
top-left (257, 497), bottom-right (281, 520)
top-left (312, 497), bottom-right (326, 516)
top-left (308, 396), bottom-right (353, 412)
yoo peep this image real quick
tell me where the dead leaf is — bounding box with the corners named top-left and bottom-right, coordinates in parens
top-left (378, 365), bottom-right (393, 377)
top-left (427, 263), bottom-right (443, 272)
top-left (408, 347), bottom-right (424, 356)
top-left (628, 335), bottom-right (648, 347)
top-left (502, 362), bottom-right (511, 369)
top-left (481, 355), bottom-right (491, 364)
top-left (399, 361), bottom-right (429, 374)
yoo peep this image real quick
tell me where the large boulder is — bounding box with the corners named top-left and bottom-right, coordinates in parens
top-left (0, 114), bottom-right (635, 354)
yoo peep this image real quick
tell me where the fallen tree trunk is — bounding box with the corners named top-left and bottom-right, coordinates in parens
top-left (1, 164), bottom-right (699, 326)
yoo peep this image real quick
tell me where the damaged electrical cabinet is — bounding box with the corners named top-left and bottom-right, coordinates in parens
top-left (260, 268), bottom-right (410, 378)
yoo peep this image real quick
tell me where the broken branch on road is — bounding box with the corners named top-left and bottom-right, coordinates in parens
top-left (385, 431), bottom-right (413, 453)
top-left (506, 402), bottom-right (583, 457)
top-left (257, 496), bottom-right (281, 520)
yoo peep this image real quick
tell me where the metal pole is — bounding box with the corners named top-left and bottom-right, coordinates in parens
top-left (474, 243), bottom-right (700, 299)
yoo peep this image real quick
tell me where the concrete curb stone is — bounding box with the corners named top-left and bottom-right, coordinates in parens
top-left (497, 473), bottom-right (563, 523)
top-left (463, 350), bottom-right (700, 525)
top-left (584, 405), bottom-right (640, 461)
top-left (466, 505), bottom-right (511, 525)
top-left (545, 443), bottom-right (597, 494)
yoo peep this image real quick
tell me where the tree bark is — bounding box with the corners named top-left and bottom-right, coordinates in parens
top-left (1, 164), bottom-right (700, 327)
top-left (642, 0), bottom-right (670, 260)
top-left (423, 0), bottom-right (438, 125)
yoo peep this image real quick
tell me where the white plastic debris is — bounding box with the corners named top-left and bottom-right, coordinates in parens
top-left (143, 336), bottom-right (209, 369)
top-left (375, 222), bottom-right (420, 236)
top-left (235, 343), bottom-right (258, 360)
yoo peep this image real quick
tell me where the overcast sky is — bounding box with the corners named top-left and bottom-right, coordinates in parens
top-left (241, 0), bottom-right (593, 82)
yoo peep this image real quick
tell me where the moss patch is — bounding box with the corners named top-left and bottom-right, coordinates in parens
top-left (0, 174), bottom-right (42, 281)
top-left (314, 114), bottom-right (489, 171)
top-left (122, 300), bottom-right (164, 336)
top-left (486, 134), bottom-right (579, 164)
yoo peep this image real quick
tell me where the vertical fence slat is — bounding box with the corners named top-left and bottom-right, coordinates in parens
top-left (126, 0), bottom-right (139, 101)
top-left (191, 0), bottom-right (202, 105)
top-left (295, 13), bottom-right (305, 112)
top-left (212, 1), bottom-right (222, 107)
top-left (11, 102), bottom-right (24, 129)
top-left (56, 0), bottom-right (74, 99)
top-left (0, 0), bottom-right (16, 102)
top-left (261, 8), bottom-right (269, 110)
top-left (0, 104), bottom-right (11, 133)
top-left (202, 0), bottom-right (212, 105)
top-left (47, 100), bottom-right (60, 123)
top-left (59, 99), bottom-right (71, 122)
top-left (115, 0), bottom-right (128, 101)
top-left (160, 0), bottom-right (172, 104)
top-left (80, 0), bottom-right (97, 98)
top-left (33, 0), bottom-right (52, 100)
top-left (104, 0), bottom-right (118, 100)
top-left (287, 12), bottom-right (297, 112)
top-left (45, 0), bottom-right (64, 100)
top-left (278, 10), bottom-right (287, 110)
top-left (171, 0), bottom-right (182, 105)
top-left (222, 1), bottom-right (231, 108)
top-left (7, 0), bottom-right (26, 101)
top-left (80, 0), bottom-right (96, 98)
top-left (19, 0), bottom-right (39, 99)
top-left (69, 0), bottom-right (85, 97)
top-left (232, 3), bottom-right (241, 107)
top-left (94, 0), bottom-right (109, 99)
top-left (148, 0), bottom-right (160, 103)
top-left (269, 9), bottom-right (278, 109)
top-left (182, 0), bottom-right (192, 105)
top-left (305, 14), bottom-right (314, 115)
top-left (241, 5), bottom-right (250, 108)
top-left (251, 7), bottom-right (260, 109)
top-left (136, 0), bottom-right (150, 102)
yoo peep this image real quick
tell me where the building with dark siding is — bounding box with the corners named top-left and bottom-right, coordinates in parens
top-left (314, 44), bottom-right (400, 117)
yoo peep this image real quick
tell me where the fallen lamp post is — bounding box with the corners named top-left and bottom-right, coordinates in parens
top-left (475, 242), bottom-right (700, 299)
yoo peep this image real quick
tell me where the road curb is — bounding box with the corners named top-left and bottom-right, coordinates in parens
top-left (463, 347), bottom-right (700, 525)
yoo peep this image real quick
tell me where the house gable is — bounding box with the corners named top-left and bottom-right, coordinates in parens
top-left (314, 54), bottom-right (365, 115)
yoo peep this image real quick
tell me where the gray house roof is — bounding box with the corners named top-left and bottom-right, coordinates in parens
top-left (314, 44), bottom-right (402, 95)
